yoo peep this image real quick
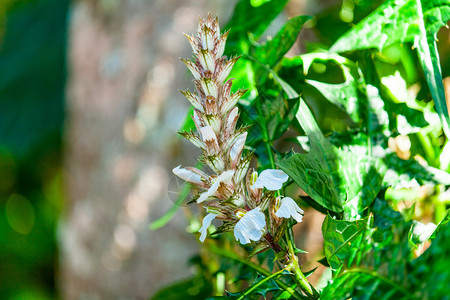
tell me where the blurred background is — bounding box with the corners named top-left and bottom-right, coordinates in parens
top-left (0, 0), bottom-right (448, 299)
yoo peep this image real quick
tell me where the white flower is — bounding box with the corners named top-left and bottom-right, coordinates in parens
top-left (197, 170), bottom-right (234, 203)
top-left (172, 165), bottom-right (203, 184)
top-left (275, 197), bottom-right (304, 223)
top-left (198, 213), bottom-right (219, 242)
top-left (234, 208), bottom-right (266, 244)
top-left (253, 169), bottom-right (289, 191)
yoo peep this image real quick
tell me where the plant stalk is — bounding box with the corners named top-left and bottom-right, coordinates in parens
top-left (287, 241), bottom-right (320, 299)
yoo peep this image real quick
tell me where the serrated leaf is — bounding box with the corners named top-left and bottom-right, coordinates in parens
top-left (279, 100), bottom-right (384, 217)
top-left (330, 0), bottom-right (450, 137)
top-left (321, 271), bottom-right (411, 299)
top-left (322, 215), bottom-right (369, 270)
top-left (330, 0), bottom-right (449, 52)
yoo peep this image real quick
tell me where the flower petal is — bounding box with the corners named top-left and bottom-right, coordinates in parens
top-left (172, 165), bottom-right (203, 184)
top-left (197, 181), bottom-right (219, 203)
top-left (229, 132), bottom-right (247, 165)
top-left (198, 213), bottom-right (219, 242)
top-left (233, 208), bottom-right (266, 245)
top-left (197, 170), bottom-right (234, 203)
top-left (253, 169), bottom-right (289, 191)
top-left (275, 197), bottom-right (304, 223)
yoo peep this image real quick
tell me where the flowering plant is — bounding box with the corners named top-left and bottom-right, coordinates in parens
top-left (152, 1), bottom-right (450, 299)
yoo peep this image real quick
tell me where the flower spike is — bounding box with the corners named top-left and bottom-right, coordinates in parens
top-left (173, 15), bottom-right (302, 246)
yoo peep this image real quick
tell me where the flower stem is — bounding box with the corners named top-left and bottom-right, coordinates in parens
top-left (287, 241), bottom-right (320, 299)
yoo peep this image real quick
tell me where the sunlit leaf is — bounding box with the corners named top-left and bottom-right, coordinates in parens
top-left (322, 216), bottom-right (369, 270)
top-left (279, 100), bottom-right (384, 217)
top-left (330, 0), bottom-right (450, 137)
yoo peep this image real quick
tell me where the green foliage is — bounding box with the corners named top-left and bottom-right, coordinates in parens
top-left (322, 216), bottom-right (371, 271)
top-left (162, 0), bottom-right (450, 298)
top-left (331, 0), bottom-right (450, 138)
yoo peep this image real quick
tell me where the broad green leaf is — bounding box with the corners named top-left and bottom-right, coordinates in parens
top-left (379, 72), bottom-right (433, 134)
top-left (306, 66), bottom-right (362, 124)
top-left (279, 100), bottom-right (384, 217)
top-left (252, 15), bottom-right (312, 69)
top-left (330, 0), bottom-right (450, 52)
top-left (242, 91), bottom-right (300, 144)
top-left (250, 0), bottom-right (271, 7)
top-left (321, 270), bottom-right (412, 299)
top-left (330, 0), bottom-right (450, 137)
top-left (0, 0), bottom-right (67, 158)
top-left (299, 52), bottom-right (350, 76)
top-left (322, 216), bottom-right (369, 270)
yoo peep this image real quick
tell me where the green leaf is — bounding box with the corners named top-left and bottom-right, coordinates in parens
top-left (225, 0), bottom-right (289, 48)
top-left (207, 245), bottom-right (304, 300)
top-left (430, 209), bottom-right (450, 239)
top-left (279, 100), bottom-right (384, 217)
top-left (305, 65), bottom-right (361, 124)
top-left (409, 221), bottom-right (450, 299)
top-left (380, 72), bottom-right (435, 135)
top-left (179, 106), bottom-right (195, 133)
top-left (322, 215), bottom-right (369, 270)
top-left (236, 269), bottom-right (290, 300)
top-left (0, 0), bottom-right (67, 159)
top-left (321, 269), bottom-right (412, 299)
top-left (330, 0), bottom-right (450, 137)
top-left (330, 0), bottom-right (449, 52)
top-left (383, 153), bottom-right (450, 189)
top-left (242, 91), bottom-right (300, 144)
top-left (252, 15), bottom-right (312, 69)
top-left (415, 9), bottom-right (450, 138)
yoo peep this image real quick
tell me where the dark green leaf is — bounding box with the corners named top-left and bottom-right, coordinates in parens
top-left (322, 215), bottom-right (369, 270)
top-left (279, 101), bottom-right (384, 217)
top-left (225, 0), bottom-right (289, 48)
top-left (409, 222), bottom-right (450, 299)
top-left (252, 15), bottom-right (312, 69)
